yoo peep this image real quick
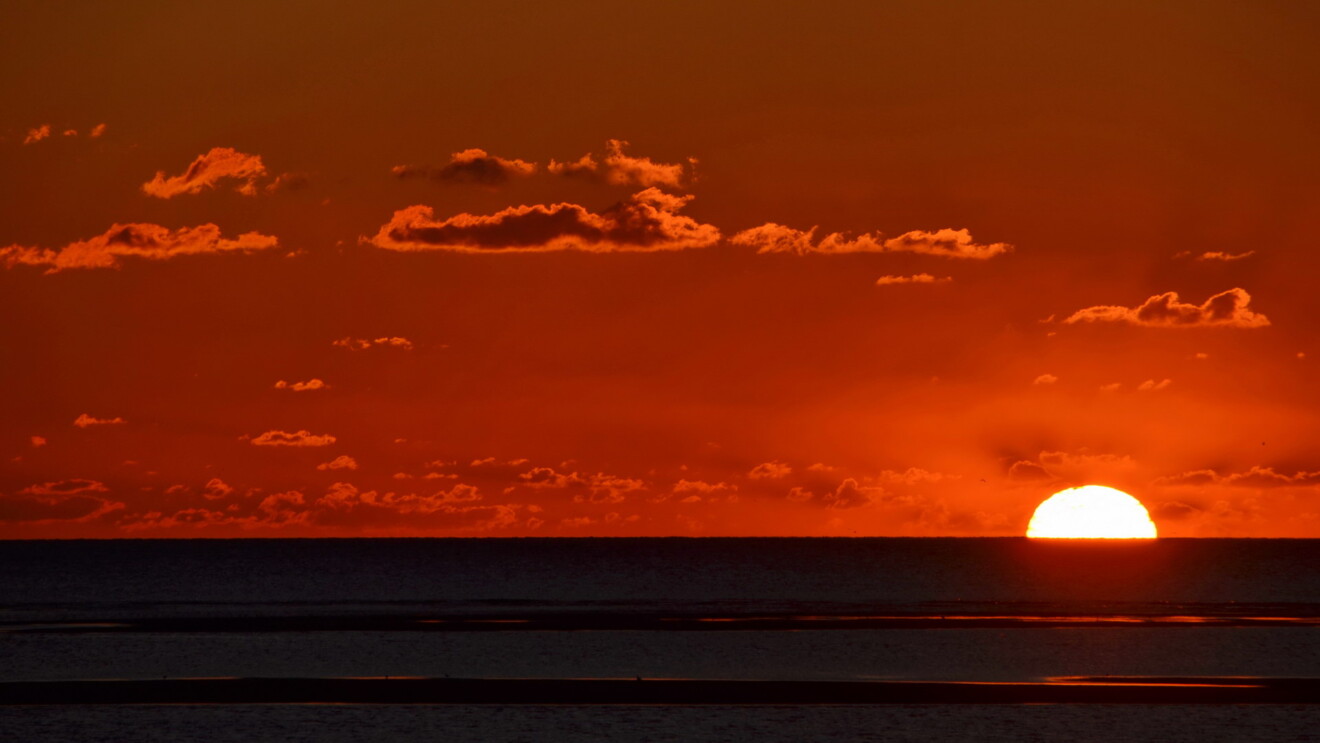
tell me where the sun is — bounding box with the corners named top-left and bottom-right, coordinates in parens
top-left (1026, 485), bottom-right (1157, 539)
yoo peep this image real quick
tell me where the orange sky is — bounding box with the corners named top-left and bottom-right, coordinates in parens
top-left (4, 1), bottom-right (1320, 537)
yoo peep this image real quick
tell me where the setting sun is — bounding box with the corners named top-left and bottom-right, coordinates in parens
top-left (1026, 485), bottom-right (1158, 539)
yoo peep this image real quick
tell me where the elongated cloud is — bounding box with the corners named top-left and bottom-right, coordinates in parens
top-left (732, 224), bottom-right (1010, 259)
top-left (142, 147), bottom-right (267, 198)
top-left (367, 188), bottom-right (720, 253)
top-left (1064, 288), bottom-right (1269, 328)
top-left (274, 379), bottom-right (329, 391)
top-left (548, 139), bottom-right (690, 188)
top-left (1, 481), bottom-right (123, 522)
top-left (332, 337), bottom-right (413, 351)
top-left (247, 430), bottom-right (337, 447)
top-left (2, 223), bottom-right (279, 273)
top-left (1197, 250), bottom-right (1254, 262)
top-left (73, 414), bottom-right (126, 428)
top-left (876, 273), bottom-right (951, 286)
top-left (393, 148), bottom-right (536, 185)
top-left (1156, 466), bottom-right (1320, 488)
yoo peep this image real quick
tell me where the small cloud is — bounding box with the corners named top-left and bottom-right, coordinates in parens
top-left (331, 336), bottom-right (414, 351)
top-left (30, 436), bottom-right (46, 447)
top-left (274, 378), bottom-right (329, 391)
top-left (823, 478), bottom-right (882, 509)
top-left (89, 123), bottom-right (107, 138)
top-left (548, 139), bottom-right (690, 189)
top-left (1195, 352), bottom-right (1209, 360)
top-left (1063, 288), bottom-right (1269, 328)
top-left (1137, 378), bottom-right (1172, 392)
top-left (142, 147), bottom-right (268, 198)
top-left (1032, 374), bottom-right (1059, 386)
top-left (317, 455), bottom-right (359, 471)
top-left (1099, 382), bottom-right (1122, 392)
top-left (2, 223), bottom-right (279, 273)
top-left (22, 125), bottom-right (51, 145)
top-left (393, 148), bottom-right (536, 186)
top-left (732, 224), bottom-right (1010, 259)
top-left (748, 460), bottom-right (792, 480)
top-left (1195, 251), bottom-right (1255, 262)
top-left (367, 188), bottom-right (720, 253)
top-left (264, 172), bottom-right (309, 193)
top-left (203, 478), bottom-right (234, 500)
top-left (73, 414), bottom-right (125, 428)
top-left (875, 273), bottom-right (952, 286)
top-left (247, 429), bottom-right (337, 447)
top-left (62, 128), bottom-right (78, 137)
top-left (805, 463), bottom-right (837, 473)
top-left (672, 479), bottom-right (736, 495)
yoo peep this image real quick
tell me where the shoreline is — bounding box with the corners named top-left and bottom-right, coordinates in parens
top-left (3, 677), bottom-right (1318, 705)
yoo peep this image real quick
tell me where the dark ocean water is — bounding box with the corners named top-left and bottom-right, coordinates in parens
top-left (2, 538), bottom-right (1317, 741)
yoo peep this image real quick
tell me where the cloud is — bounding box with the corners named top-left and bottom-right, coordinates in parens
top-left (20, 479), bottom-right (108, 496)
top-left (2, 223), bottom-right (280, 273)
top-left (367, 188), bottom-right (720, 253)
top-left (1137, 378), bottom-right (1172, 392)
top-left (393, 148), bottom-right (536, 185)
top-left (73, 414), bottom-right (125, 428)
top-left (30, 436), bottom-right (46, 447)
top-left (141, 147), bottom-right (268, 198)
top-left (1156, 466), bottom-right (1320, 489)
top-left (514, 467), bottom-right (644, 503)
top-left (824, 478), bottom-right (883, 509)
top-left (875, 273), bottom-right (952, 286)
top-left (748, 460), bottom-right (792, 479)
top-left (274, 379), bottom-right (329, 391)
top-left (247, 429), bottom-right (337, 447)
top-left (672, 479), bottom-right (736, 495)
top-left (1032, 374), bottom-right (1059, 386)
top-left (1196, 250), bottom-right (1255, 262)
top-left (203, 478), bottom-right (234, 500)
top-left (317, 455), bottom-right (358, 471)
top-left (264, 172), bottom-right (309, 193)
top-left (1, 483), bottom-right (123, 523)
top-left (548, 139), bottom-right (690, 189)
top-left (23, 125), bottom-right (51, 145)
top-left (317, 481), bottom-right (497, 517)
top-left (1063, 288), bottom-right (1269, 328)
top-left (89, 123), bottom-right (107, 138)
top-left (332, 336), bottom-right (414, 351)
top-left (731, 224), bottom-right (1010, 259)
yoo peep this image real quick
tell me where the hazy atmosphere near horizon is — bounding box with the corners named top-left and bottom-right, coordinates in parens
top-left (5, 0), bottom-right (1320, 539)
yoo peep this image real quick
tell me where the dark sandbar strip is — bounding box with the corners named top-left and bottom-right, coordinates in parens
top-left (3, 677), bottom-right (1318, 705)
top-left (6, 613), bottom-right (1319, 634)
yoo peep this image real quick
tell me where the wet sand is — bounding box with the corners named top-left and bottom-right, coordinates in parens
top-left (3, 677), bottom-right (1318, 705)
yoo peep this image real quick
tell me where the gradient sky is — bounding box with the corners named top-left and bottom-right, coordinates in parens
top-left (4, 1), bottom-right (1320, 537)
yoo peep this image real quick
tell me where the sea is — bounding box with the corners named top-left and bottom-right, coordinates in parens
top-left (1, 538), bottom-right (1317, 741)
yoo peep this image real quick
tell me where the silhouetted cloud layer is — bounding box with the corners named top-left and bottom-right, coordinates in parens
top-left (732, 224), bottom-right (1010, 259)
top-left (2, 223), bottom-right (279, 272)
top-left (142, 147), bottom-right (268, 198)
top-left (1064, 288), bottom-right (1270, 328)
top-left (368, 189), bottom-right (720, 253)
top-left (393, 148), bottom-right (536, 185)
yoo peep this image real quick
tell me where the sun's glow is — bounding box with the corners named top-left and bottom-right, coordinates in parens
top-left (1026, 485), bottom-right (1158, 539)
